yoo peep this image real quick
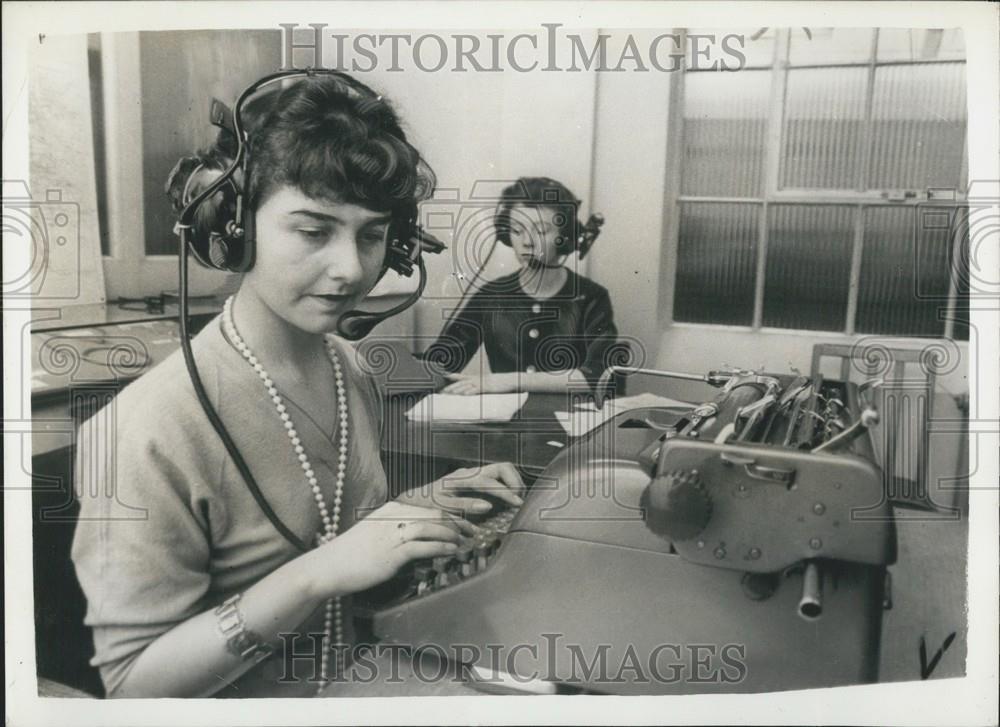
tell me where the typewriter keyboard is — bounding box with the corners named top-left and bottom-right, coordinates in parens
top-left (410, 505), bottom-right (519, 597)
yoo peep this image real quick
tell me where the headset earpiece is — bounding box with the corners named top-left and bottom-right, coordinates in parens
top-left (206, 233), bottom-right (230, 268)
top-left (168, 156), bottom-right (253, 273)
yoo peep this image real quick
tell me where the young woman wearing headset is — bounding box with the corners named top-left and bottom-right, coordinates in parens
top-left (431, 177), bottom-right (621, 396)
top-left (70, 71), bottom-right (523, 698)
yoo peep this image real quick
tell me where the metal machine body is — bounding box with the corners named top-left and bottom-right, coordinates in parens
top-left (366, 369), bottom-right (897, 694)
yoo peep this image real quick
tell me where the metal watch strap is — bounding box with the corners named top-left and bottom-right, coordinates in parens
top-left (215, 594), bottom-right (275, 663)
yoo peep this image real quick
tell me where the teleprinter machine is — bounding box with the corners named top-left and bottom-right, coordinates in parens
top-left (365, 367), bottom-right (897, 694)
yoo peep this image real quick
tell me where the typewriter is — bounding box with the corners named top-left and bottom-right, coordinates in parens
top-left (364, 367), bottom-right (897, 695)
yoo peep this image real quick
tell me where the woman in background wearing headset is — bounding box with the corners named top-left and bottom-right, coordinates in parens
top-left (70, 73), bottom-right (523, 698)
top-left (433, 177), bottom-right (620, 395)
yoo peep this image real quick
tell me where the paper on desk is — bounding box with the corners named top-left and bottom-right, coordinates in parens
top-left (555, 392), bottom-right (694, 436)
top-left (405, 392), bottom-right (529, 423)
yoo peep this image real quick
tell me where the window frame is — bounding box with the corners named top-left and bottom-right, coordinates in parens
top-left (666, 28), bottom-right (969, 340)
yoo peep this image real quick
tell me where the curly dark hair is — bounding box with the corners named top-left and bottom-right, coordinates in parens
top-left (240, 75), bottom-right (436, 214)
top-left (167, 74), bottom-right (435, 225)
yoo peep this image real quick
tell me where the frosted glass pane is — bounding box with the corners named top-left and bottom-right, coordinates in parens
top-left (674, 203), bottom-right (759, 325)
top-left (780, 68), bottom-right (867, 189)
top-left (787, 28), bottom-right (874, 65)
top-left (763, 205), bottom-right (854, 331)
top-left (683, 71), bottom-right (769, 197)
top-left (868, 64), bottom-right (967, 191)
top-left (856, 207), bottom-right (951, 336)
top-left (877, 28), bottom-right (966, 62)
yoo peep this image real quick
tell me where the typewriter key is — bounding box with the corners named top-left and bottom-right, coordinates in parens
top-left (456, 546), bottom-right (473, 577)
top-left (414, 564), bottom-right (433, 596)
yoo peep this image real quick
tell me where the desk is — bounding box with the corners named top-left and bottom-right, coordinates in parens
top-left (379, 392), bottom-right (579, 497)
top-left (31, 299), bottom-right (225, 333)
top-left (31, 312), bottom-right (220, 457)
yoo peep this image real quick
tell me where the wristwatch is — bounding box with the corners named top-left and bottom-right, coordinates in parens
top-left (215, 594), bottom-right (275, 663)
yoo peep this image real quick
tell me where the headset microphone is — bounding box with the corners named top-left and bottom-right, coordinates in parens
top-left (336, 228), bottom-right (445, 340)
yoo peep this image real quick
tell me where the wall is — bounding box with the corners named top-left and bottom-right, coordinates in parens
top-left (588, 30), bottom-right (674, 368)
top-left (26, 34), bottom-right (106, 307)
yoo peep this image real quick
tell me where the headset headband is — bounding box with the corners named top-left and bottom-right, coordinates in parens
top-left (178, 69), bottom-right (367, 233)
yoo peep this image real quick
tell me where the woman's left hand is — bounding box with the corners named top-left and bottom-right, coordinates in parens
top-left (396, 462), bottom-right (525, 516)
top-left (441, 372), bottom-right (518, 395)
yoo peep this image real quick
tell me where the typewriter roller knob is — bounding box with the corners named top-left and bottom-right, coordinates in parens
top-left (642, 469), bottom-right (713, 542)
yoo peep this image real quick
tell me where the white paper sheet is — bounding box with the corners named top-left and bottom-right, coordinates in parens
top-left (555, 393), bottom-right (694, 436)
top-left (404, 392), bottom-right (529, 423)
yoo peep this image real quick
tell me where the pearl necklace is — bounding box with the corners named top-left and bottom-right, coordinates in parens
top-left (222, 295), bottom-right (347, 694)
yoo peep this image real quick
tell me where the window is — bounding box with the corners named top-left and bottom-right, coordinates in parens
top-left (672, 28), bottom-right (969, 340)
top-left (88, 30), bottom-right (282, 299)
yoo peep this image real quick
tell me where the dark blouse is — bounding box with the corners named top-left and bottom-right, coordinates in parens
top-left (428, 270), bottom-right (620, 388)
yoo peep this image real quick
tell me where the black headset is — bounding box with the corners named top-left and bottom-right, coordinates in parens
top-left (168, 69), bottom-right (445, 341)
top-left (492, 177), bottom-right (604, 260)
top-left (169, 70), bottom-right (443, 552)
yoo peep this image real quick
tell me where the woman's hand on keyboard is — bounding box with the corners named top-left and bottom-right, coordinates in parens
top-left (396, 462), bottom-right (525, 516)
top-left (303, 501), bottom-right (476, 598)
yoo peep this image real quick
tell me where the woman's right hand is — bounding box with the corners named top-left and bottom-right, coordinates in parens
top-left (441, 372), bottom-right (518, 395)
top-left (302, 500), bottom-right (475, 599)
